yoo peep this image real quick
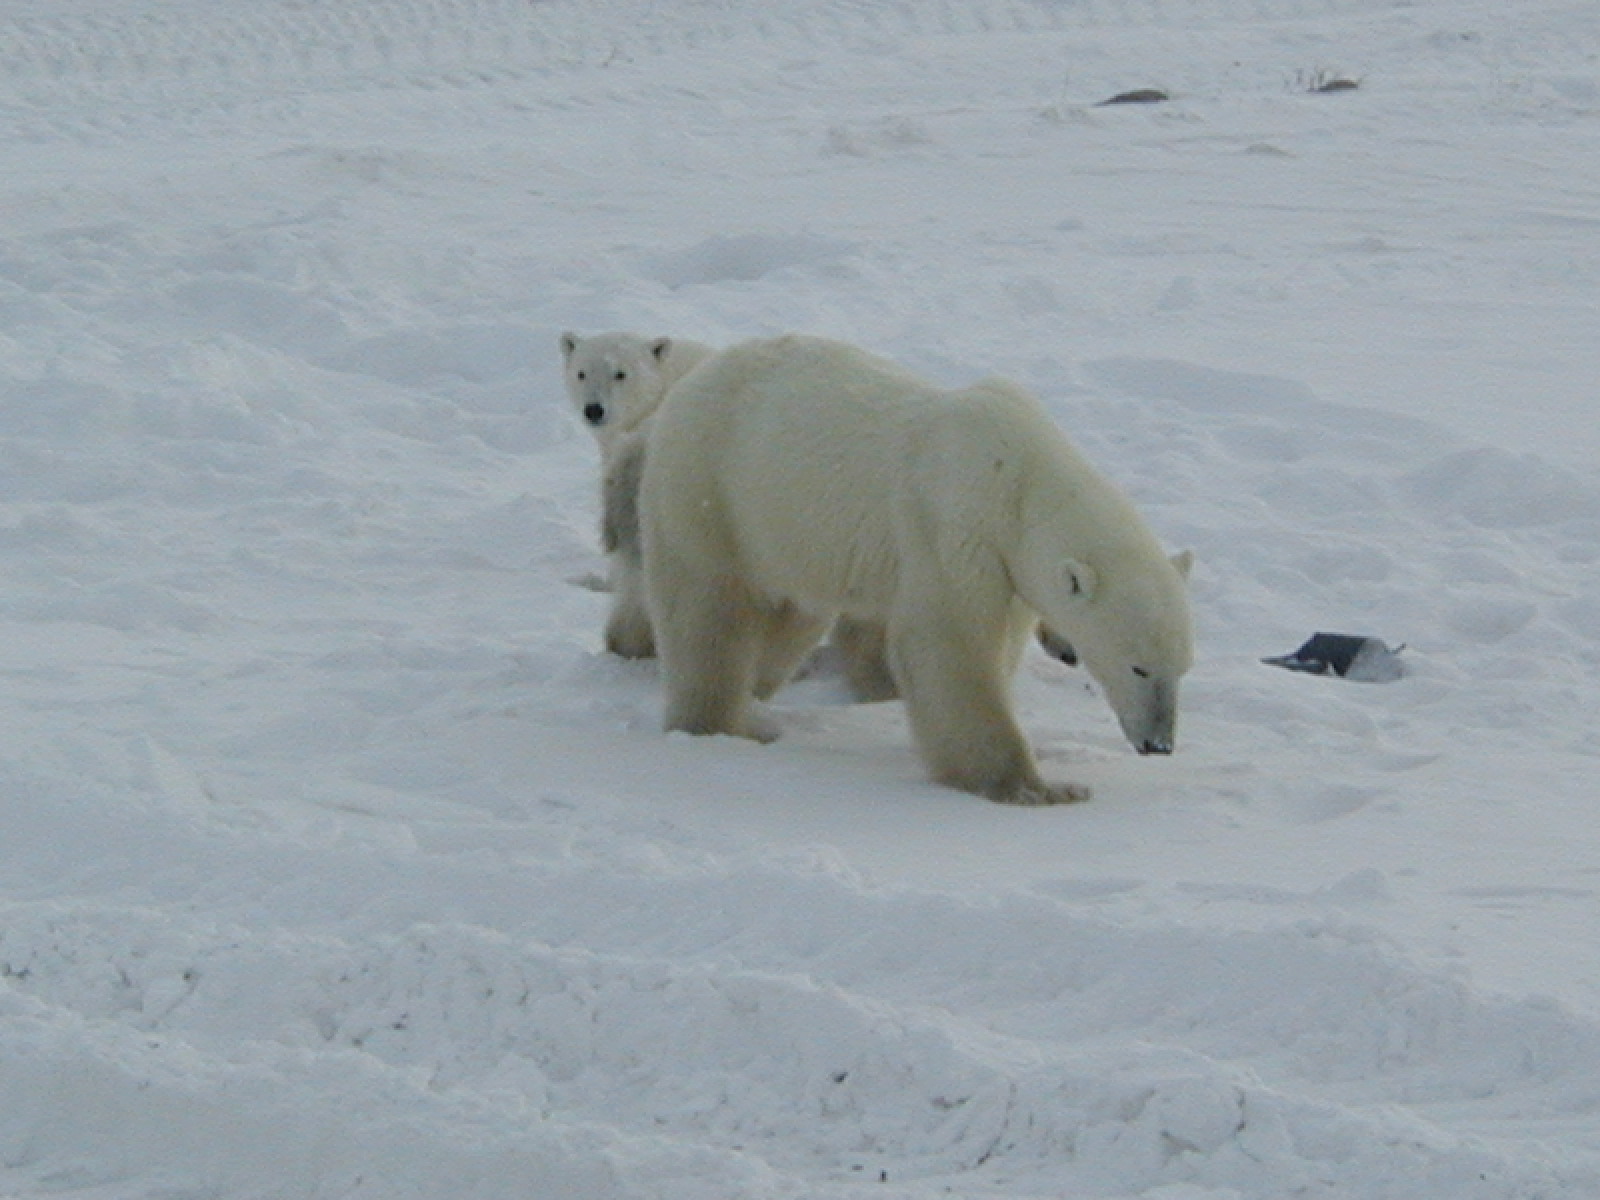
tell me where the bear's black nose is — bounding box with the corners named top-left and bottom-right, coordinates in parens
top-left (1138, 739), bottom-right (1172, 756)
top-left (583, 403), bottom-right (606, 425)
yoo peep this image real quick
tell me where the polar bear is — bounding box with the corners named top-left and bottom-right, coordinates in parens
top-left (564, 330), bottom-right (1076, 684)
top-left (560, 331), bottom-right (714, 658)
top-left (640, 335), bottom-right (1193, 805)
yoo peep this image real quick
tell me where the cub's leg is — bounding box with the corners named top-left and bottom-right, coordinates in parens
top-left (604, 555), bottom-right (655, 659)
top-left (601, 433), bottom-right (654, 659)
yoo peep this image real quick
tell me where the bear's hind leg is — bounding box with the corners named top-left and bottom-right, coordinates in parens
top-left (832, 617), bottom-right (900, 702)
top-left (655, 570), bottom-right (775, 743)
top-left (889, 612), bottom-right (1089, 805)
top-left (753, 602), bottom-right (830, 701)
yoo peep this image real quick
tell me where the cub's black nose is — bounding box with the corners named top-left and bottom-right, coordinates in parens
top-left (583, 403), bottom-right (605, 425)
top-left (1138, 739), bottom-right (1172, 756)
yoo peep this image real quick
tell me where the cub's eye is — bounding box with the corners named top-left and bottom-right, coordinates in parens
top-left (576, 370), bottom-right (587, 381)
top-left (614, 370), bottom-right (628, 381)
top-left (1131, 667), bottom-right (1150, 679)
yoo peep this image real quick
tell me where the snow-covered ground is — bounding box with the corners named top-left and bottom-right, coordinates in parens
top-left (2, 0), bottom-right (1599, 1195)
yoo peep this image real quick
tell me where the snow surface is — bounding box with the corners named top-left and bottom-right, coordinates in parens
top-left (2, 0), bottom-right (1600, 1195)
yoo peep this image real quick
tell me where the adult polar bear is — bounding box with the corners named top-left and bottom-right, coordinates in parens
top-left (640, 334), bottom-right (1194, 805)
top-left (562, 327), bottom-right (912, 696)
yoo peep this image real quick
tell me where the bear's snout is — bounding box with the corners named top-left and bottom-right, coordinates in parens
top-left (583, 403), bottom-right (606, 425)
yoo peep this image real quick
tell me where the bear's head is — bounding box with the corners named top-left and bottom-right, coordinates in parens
top-left (1028, 547), bottom-right (1194, 756)
top-left (559, 332), bottom-right (677, 450)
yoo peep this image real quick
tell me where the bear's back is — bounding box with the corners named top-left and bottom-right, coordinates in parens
top-left (650, 336), bottom-right (943, 612)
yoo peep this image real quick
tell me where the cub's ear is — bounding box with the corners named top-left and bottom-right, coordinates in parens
top-left (1170, 549), bottom-right (1194, 580)
top-left (650, 337), bottom-right (672, 363)
top-left (560, 332), bottom-right (579, 360)
top-left (1063, 558), bottom-right (1098, 600)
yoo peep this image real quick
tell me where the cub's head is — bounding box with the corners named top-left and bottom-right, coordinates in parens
top-left (559, 332), bottom-right (676, 450)
top-left (1033, 548), bottom-right (1195, 756)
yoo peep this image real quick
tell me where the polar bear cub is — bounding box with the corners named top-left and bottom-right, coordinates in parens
top-left (640, 334), bottom-right (1193, 805)
top-left (560, 331), bottom-right (714, 658)
top-left (560, 331), bottom-right (715, 455)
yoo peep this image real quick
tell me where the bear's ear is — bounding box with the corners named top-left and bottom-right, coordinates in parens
top-left (650, 337), bottom-right (672, 363)
top-left (1063, 558), bottom-right (1098, 600)
top-left (560, 332), bottom-right (579, 361)
top-left (1170, 549), bottom-right (1194, 580)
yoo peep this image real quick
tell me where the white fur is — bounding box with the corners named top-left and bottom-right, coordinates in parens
top-left (559, 331), bottom-right (713, 657)
top-left (640, 334), bottom-right (1194, 805)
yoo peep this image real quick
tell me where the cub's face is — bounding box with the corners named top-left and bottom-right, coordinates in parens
top-left (559, 332), bottom-right (671, 450)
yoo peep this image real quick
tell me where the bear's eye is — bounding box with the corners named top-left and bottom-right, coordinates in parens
top-left (614, 370), bottom-right (628, 381)
top-left (1131, 666), bottom-right (1150, 679)
top-left (576, 370), bottom-right (587, 381)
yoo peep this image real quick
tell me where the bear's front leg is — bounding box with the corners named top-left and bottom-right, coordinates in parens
top-left (888, 607), bottom-right (1090, 805)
